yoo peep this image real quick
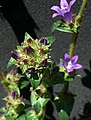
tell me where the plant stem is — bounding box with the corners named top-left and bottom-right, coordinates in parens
top-left (63, 0), bottom-right (88, 93)
top-left (69, 0), bottom-right (88, 57)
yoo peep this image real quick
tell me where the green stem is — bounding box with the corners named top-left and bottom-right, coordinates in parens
top-left (63, 0), bottom-right (88, 93)
top-left (69, 0), bottom-right (87, 57)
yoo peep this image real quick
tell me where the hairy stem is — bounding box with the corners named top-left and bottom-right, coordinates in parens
top-left (63, 0), bottom-right (88, 93)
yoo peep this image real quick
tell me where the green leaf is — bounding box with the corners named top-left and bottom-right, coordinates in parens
top-left (0, 107), bottom-right (6, 113)
top-left (59, 109), bottom-right (70, 120)
top-left (22, 65), bottom-right (28, 74)
top-left (65, 76), bottom-right (74, 82)
top-left (26, 111), bottom-right (38, 120)
top-left (52, 20), bottom-right (62, 32)
top-left (55, 92), bottom-right (74, 117)
top-left (30, 77), bottom-right (42, 89)
top-left (20, 81), bottom-right (29, 89)
top-left (55, 27), bottom-right (73, 33)
top-left (44, 70), bottom-right (65, 86)
top-left (31, 91), bottom-right (38, 106)
top-left (16, 114), bottom-right (27, 120)
top-left (37, 98), bottom-right (50, 107)
top-left (33, 101), bottom-right (41, 114)
top-left (46, 36), bottom-right (55, 45)
top-left (52, 21), bottom-right (77, 33)
top-left (24, 32), bottom-right (33, 41)
top-left (7, 57), bottom-right (17, 68)
top-left (6, 115), bottom-right (15, 120)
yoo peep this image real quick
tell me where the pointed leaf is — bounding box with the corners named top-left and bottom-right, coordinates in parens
top-left (20, 81), bottom-right (29, 89)
top-left (7, 57), bottom-right (17, 68)
top-left (24, 32), bottom-right (33, 41)
top-left (59, 109), bottom-right (70, 120)
top-left (46, 36), bottom-right (55, 45)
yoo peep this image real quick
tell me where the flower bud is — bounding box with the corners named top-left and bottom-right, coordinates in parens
top-left (27, 68), bottom-right (36, 74)
top-left (11, 91), bottom-right (16, 99)
top-left (40, 37), bottom-right (47, 45)
top-left (24, 46), bottom-right (34, 55)
top-left (11, 51), bottom-right (22, 60)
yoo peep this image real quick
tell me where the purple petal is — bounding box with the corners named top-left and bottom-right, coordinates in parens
top-left (60, 62), bottom-right (65, 67)
top-left (67, 68), bottom-right (73, 73)
top-left (11, 91), bottom-right (16, 99)
top-left (28, 68), bottom-right (36, 74)
top-left (64, 53), bottom-right (70, 62)
top-left (73, 64), bottom-right (83, 70)
top-left (71, 55), bottom-right (78, 64)
top-left (51, 6), bottom-right (63, 15)
top-left (52, 13), bottom-right (61, 18)
top-left (69, 0), bottom-right (76, 9)
top-left (63, 11), bottom-right (72, 22)
top-left (60, 0), bottom-right (69, 8)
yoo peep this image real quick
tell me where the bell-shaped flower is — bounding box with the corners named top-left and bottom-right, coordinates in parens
top-left (51, 0), bottom-right (76, 22)
top-left (60, 53), bottom-right (82, 73)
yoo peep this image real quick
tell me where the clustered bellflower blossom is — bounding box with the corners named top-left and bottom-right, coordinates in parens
top-left (60, 53), bottom-right (82, 73)
top-left (51, 0), bottom-right (76, 22)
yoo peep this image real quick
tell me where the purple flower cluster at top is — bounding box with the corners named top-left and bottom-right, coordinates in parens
top-left (51, 0), bottom-right (76, 22)
top-left (60, 53), bottom-right (82, 73)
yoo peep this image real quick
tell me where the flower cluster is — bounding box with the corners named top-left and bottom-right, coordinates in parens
top-left (10, 34), bottom-right (52, 74)
top-left (51, 0), bottom-right (76, 23)
top-left (60, 53), bottom-right (82, 73)
top-left (3, 91), bottom-right (24, 118)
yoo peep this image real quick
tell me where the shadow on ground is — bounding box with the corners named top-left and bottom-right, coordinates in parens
top-left (73, 60), bottom-right (91, 120)
top-left (81, 60), bottom-right (91, 89)
top-left (0, 0), bottom-right (39, 44)
top-left (73, 102), bottom-right (91, 120)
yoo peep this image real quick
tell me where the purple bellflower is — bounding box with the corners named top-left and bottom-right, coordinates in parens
top-left (51, 0), bottom-right (76, 22)
top-left (60, 53), bottom-right (82, 73)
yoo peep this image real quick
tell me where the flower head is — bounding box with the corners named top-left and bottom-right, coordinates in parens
top-left (51, 0), bottom-right (76, 22)
top-left (60, 53), bottom-right (82, 73)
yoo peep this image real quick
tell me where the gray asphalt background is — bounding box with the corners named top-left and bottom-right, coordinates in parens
top-left (0, 0), bottom-right (91, 119)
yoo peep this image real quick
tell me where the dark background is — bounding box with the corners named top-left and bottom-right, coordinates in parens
top-left (0, 0), bottom-right (91, 119)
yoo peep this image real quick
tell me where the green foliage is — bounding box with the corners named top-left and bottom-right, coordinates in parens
top-left (55, 92), bottom-right (74, 120)
top-left (7, 57), bottom-right (17, 68)
top-left (19, 81), bottom-right (29, 89)
top-left (31, 91), bottom-right (50, 115)
top-left (6, 115), bottom-right (15, 120)
top-left (52, 21), bottom-right (78, 33)
top-left (0, 30), bottom-right (82, 120)
top-left (46, 36), bottom-right (55, 45)
top-left (59, 109), bottom-right (70, 120)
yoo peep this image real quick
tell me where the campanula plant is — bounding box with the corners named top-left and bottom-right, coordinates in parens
top-left (51, 0), bottom-right (80, 33)
top-left (0, 0), bottom-right (88, 120)
top-left (51, 0), bottom-right (76, 22)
